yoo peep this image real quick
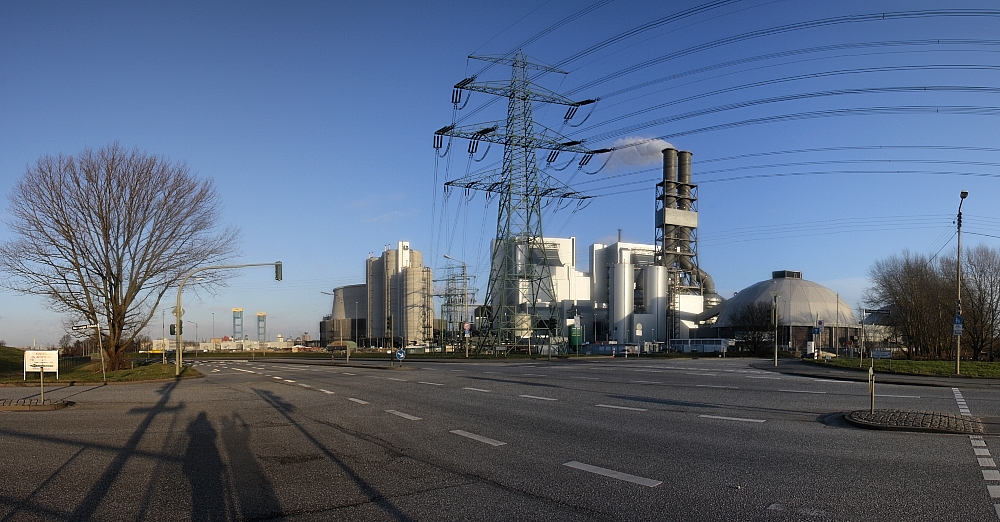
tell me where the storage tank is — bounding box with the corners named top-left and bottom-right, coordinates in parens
top-left (643, 265), bottom-right (668, 342)
top-left (611, 262), bottom-right (633, 344)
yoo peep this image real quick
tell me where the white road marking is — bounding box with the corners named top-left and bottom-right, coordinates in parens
top-left (747, 376), bottom-right (780, 380)
top-left (984, 470), bottom-right (1000, 481)
top-left (980, 458), bottom-right (997, 467)
top-left (686, 373), bottom-right (716, 376)
top-left (272, 376), bottom-right (282, 379)
top-left (463, 387), bottom-right (491, 392)
top-left (450, 430), bottom-right (506, 446)
top-left (574, 376), bottom-right (600, 380)
top-left (284, 380), bottom-right (295, 383)
top-left (299, 383), bottom-right (311, 388)
top-left (633, 369), bottom-right (663, 373)
top-left (563, 461), bottom-right (661, 487)
top-left (813, 379), bottom-right (851, 383)
top-left (596, 404), bottom-right (647, 412)
top-left (386, 410), bottom-right (422, 420)
top-left (387, 378), bottom-right (407, 382)
top-left (989, 485), bottom-right (1000, 498)
top-left (418, 382), bottom-right (444, 386)
top-left (699, 414), bottom-right (766, 423)
top-left (343, 372), bottom-right (356, 376)
top-left (876, 394), bottom-right (920, 398)
top-left (697, 385), bottom-right (738, 389)
top-left (631, 380), bottom-right (661, 384)
top-left (320, 389), bottom-right (334, 394)
top-left (977, 449), bottom-right (992, 456)
top-left (974, 440), bottom-right (988, 448)
top-left (348, 398), bottom-right (368, 404)
top-left (522, 373), bottom-right (546, 377)
top-left (519, 394), bottom-right (557, 401)
top-left (449, 369), bottom-right (465, 372)
top-left (779, 389), bottom-right (826, 394)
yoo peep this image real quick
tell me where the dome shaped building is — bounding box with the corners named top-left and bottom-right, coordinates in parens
top-left (706, 270), bottom-right (858, 353)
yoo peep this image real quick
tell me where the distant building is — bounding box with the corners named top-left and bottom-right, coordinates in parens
top-left (320, 241), bottom-right (434, 348)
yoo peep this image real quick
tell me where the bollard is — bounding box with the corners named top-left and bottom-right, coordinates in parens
top-left (868, 366), bottom-right (875, 414)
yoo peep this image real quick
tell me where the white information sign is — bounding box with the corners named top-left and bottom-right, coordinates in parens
top-left (24, 350), bottom-right (59, 379)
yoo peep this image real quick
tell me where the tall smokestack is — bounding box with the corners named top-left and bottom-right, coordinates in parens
top-left (661, 148), bottom-right (678, 267)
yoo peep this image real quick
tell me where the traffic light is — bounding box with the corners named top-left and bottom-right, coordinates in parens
top-left (169, 324), bottom-right (183, 335)
top-left (275, 261), bottom-right (282, 281)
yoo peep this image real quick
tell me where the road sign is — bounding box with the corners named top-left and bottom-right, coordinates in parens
top-left (954, 324), bottom-right (963, 336)
top-left (463, 322), bottom-right (471, 331)
top-left (173, 307), bottom-right (185, 317)
top-left (396, 349), bottom-right (406, 360)
top-left (24, 350), bottom-right (59, 378)
top-left (817, 320), bottom-right (824, 327)
top-left (954, 315), bottom-right (963, 325)
top-left (812, 328), bottom-right (820, 335)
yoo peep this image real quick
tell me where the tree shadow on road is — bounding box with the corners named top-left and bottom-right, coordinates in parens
top-left (252, 388), bottom-right (413, 521)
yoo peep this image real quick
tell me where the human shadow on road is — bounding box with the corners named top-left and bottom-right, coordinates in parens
top-left (252, 388), bottom-right (413, 521)
top-left (183, 411), bottom-right (229, 521)
top-left (219, 413), bottom-right (283, 519)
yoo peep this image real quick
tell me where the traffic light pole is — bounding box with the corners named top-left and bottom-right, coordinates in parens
top-left (175, 261), bottom-right (282, 376)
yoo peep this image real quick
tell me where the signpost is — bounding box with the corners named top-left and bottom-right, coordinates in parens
top-left (396, 349), bottom-right (406, 365)
top-left (24, 350), bottom-right (58, 403)
top-left (954, 315), bottom-right (963, 337)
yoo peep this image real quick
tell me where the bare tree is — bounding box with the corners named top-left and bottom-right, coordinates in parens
top-left (866, 250), bottom-right (963, 359)
top-left (950, 246), bottom-right (1000, 361)
top-left (0, 144), bottom-right (239, 370)
top-left (730, 300), bottom-right (776, 356)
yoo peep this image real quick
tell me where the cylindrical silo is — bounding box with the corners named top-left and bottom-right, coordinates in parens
top-left (611, 262), bottom-right (633, 345)
top-left (643, 265), bottom-right (668, 342)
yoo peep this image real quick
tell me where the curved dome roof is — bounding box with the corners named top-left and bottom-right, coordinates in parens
top-left (715, 271), bottom-right (856, 327)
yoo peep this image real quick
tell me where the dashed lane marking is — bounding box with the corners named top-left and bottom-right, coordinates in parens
top-left (342, 373), bottom-right (356, 376)
top-left (955, 389), bottom-right (1000, 518)
top-left (284, 380), bottom-right (295, 383)
top-left (747, 376), bottom-right (780, 380)
top-left (875, 394), bottom-right (920, 398)
top-left (596, 404), bottom-right (647, 412)
top-left (320, 389), bottom-right (334, 394)
top-left (563, 461), bottom-right (661, 487)
top-left (386, 410), bottom-right (422, 421)
top-left (779, 389), bottom-right (826, 394)
top-left (463, 387), bottom-right (491, 392)
top-left (387, 378), bottom-right (407, 382)
top-left (573, 377), bottom-right (600, 380)
top-left (699, 414), bottom-right (766, 423)
top-left (348, 398), bottom-right (368, 404)
top-left (697, 385), bottom-right (738, 389)
top-left (418, 382), bottom-right (444, 386)
top-left (272, 376), bottom-right (282, 379)
top-left (519, 394), bottom-right (557, 401)
top-left (299, 384), bottom-right (311, 388)
top-left (631, 380), bottom-right (661, 384)
top-left (450, 430), bottom-right (506, 446)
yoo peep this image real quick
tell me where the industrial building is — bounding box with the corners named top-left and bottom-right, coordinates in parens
top-left (320, 241), bottom-right (434, 348)
top-left (703, 270), bottom-right (859, 353)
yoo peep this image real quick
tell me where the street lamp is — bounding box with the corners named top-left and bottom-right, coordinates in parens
top-left (771, 292), bottom-right (779, 367)
top-left (187, 321), bottom-right (198, 356)
top-left (444, 254), bottom-right (471, 358)
top-left (956, 190), bottom-right (968, 375)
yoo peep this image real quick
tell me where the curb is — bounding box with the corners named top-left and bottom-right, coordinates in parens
top-left (0, 400), bottom-right (72, 412)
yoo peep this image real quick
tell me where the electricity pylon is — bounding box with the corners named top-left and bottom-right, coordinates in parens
top-left (434, 51), bottom-right (605, 353)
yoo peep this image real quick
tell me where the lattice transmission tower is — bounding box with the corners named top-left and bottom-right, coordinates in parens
top-left (434, 51), bottom-right (605, 352)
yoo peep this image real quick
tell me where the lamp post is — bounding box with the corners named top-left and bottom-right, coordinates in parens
top-left (161, 309), bottom-right (167, 364)
top-left (212, 312), bottom-right (215, 345)
top-left (771, 292), bottom-right (779, 367)
top-left (187, 321), bottom-right (198, 356)
top-left (956, 190), bottom-right (968, 375)
top-left (444, 254), bottom-right (470, 358)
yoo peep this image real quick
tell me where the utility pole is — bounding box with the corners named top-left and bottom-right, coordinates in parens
top-left (435, 51), bottom-right (606, 354)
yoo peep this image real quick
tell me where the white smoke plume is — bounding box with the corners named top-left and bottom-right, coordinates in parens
top-left (605, 137), bottom-right (674, 170)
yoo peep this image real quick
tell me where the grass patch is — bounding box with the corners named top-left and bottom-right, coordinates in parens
top-left (806, 357), bottom-right (1000, 378)
top-left (0, 346), bottom-right (199, 384)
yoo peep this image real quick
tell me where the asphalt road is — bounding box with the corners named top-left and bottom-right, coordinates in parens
top-left (1, 357), bottom-right (997, 521)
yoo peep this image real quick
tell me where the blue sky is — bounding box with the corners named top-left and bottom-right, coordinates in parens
top-left (2, 0), bottom-right (999, 347)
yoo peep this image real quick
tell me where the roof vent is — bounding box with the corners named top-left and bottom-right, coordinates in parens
top-left (772, 270), bottom-right (802, 279)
